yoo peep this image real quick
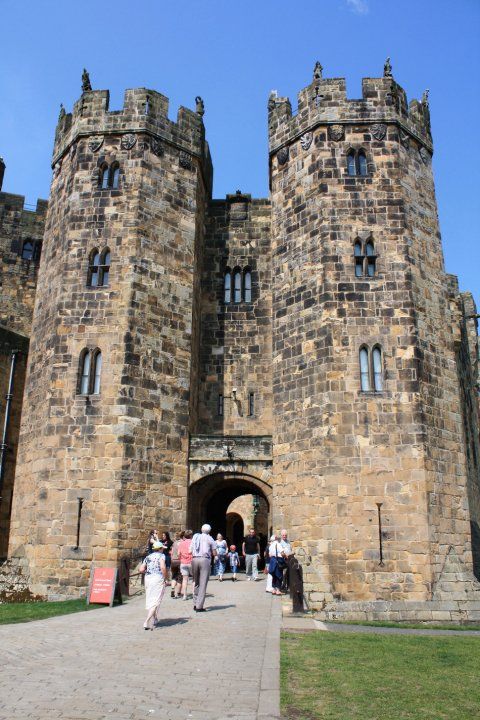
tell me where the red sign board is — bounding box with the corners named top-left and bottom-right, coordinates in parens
top-left (88, 567), bottom-right (117, 606)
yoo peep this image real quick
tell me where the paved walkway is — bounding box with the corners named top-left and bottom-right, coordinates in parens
top-left (0, 576), bottom-right (281, 720)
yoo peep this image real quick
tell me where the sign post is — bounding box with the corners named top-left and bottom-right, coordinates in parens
top-left (87, 566), bottom-right (118, 606)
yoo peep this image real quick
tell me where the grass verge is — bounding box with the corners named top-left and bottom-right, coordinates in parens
top-left (326, 619), bottom-right (480, 632)
top-left (281, 630), bottom-right (480, 720)
top-left (0, 599), bottom-right (109, 624)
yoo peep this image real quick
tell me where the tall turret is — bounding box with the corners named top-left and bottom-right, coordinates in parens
top-left (269, 61), bottom-right (480, 609)
top-left (8, 73), bottom-right (212, 597)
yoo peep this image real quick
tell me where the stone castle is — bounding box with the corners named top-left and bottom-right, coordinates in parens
top-left (1, 61), bottom-right (480, 621)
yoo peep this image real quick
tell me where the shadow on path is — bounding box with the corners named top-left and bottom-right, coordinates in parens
top-left (155, 617), bottom-right (189, 628)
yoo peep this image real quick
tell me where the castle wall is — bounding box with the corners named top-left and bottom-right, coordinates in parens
top-left (198, 195), bottom-right (272, 435)
top-left (268, 73), bottom-right (442, 603)
top-left (0, 192), bottom-right (46, 335)
top-left (8, 86), bottom-right (211, 596)
top-left (0, 328), bottom-right (28, 557)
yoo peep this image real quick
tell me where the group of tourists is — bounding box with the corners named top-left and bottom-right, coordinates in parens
top-left (140, 524), bottom-right (292, 630)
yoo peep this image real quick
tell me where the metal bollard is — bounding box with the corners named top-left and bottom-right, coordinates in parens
top-left (288, 555), bottom-right (305, 613)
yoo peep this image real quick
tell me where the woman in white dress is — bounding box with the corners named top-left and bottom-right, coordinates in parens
top-left (142, 540), bottom-right (167, 630)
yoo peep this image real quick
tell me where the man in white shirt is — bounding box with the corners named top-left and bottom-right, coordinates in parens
top-left (190, 523), bottom-right (217, 612)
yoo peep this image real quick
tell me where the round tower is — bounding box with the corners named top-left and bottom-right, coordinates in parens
top-left (8, 72), bottom-right (212, 597)
top-left (269, 62), bottom-right (479, 611)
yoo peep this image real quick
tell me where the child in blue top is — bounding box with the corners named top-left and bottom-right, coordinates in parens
top-left (228, 545), bottom-right (240, 582)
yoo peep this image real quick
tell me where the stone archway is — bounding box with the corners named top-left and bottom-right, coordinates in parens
top-left (187, 471), bottom-right (272, 547)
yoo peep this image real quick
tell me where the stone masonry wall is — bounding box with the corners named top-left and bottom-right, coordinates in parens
top-left (0, 191), bottom-right (46, 335)
top-left (198, 195), bottom-right (272, 435)
top-left (0, 329), bottom-right (28, 557)
top-left (8, 85), bottom-right (211, 597)
top-left (269, 70), bottom-right (440, 604)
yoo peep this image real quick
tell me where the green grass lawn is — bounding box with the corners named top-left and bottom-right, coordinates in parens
top-left (281, 631), bottom-right (480, 720)
top-left (0, 599), bottom-right (108, 624)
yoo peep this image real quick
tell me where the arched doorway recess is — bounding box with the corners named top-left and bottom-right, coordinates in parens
top-left (187, 472), bottom-right (272, 547)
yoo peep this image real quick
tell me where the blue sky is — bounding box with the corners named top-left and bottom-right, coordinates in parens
top-left (1, 0), bottom-right (479, 305)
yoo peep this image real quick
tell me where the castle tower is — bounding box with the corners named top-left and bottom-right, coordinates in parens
top-left (268, 62), bottom-right (480, 612)
top-left (8, 74), bottom-right (212, 597)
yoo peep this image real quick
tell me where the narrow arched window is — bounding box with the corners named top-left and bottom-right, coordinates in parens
top-left (244, 269), bottom-right (252, 303)
top-left (359, 347), bottom-right (370, 391)
top-left (21, 240), bottom-right (34, 260)
top-left (88, 249), bottom-right (100, 287)
top-left (347, 151), bottom-right (356, 176)
top-left (110, 163), bottom-right (120, 189)
top-left (99, 249), bottom-right (110, 286)
top-left (100, 164), bottom-right (109, 189)
top-left (354, 241), bottom-right (363, 278)
top-left (357, 150), bottom-right (367, 176)
top-left (224, 271), bottom-right (231, 304)
top-left (366, 240), bottom-right (376, 277)
top-left (372, 346), bottom-right (383, 391)
top-left (233, 270), bottom-right (242, 303)
top-left (79, 351), bottom-right (91, 395)
top-left (33, 241), bottom-right (42, 262)
top-left (92, 351), bottom-right (102, 394)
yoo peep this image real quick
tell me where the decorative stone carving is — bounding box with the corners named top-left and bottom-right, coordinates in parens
top-left (300, 132), bottom-right (313, 151)
top-left (195, 96), bottom-right (205, 117)
top-left (151, 138), bottom-right (164, 157)
top-left (179, 151), bottom-right (192, 169)
top-left (82, 68), bottom-right (92, 93)
top-left (277, 147), bottom-right (289, 165)
top-left (313, 61), bottom-right (323, 81)
top-left (371, 123), bottom-right (387, 141)
top-left (328, 125), bottom-right (344, 141)
top-left (121, 133), bottom-right (137, 150)
top-left (399, 129), bottom-right (410, 149)
top-left (53, 161), bottom-right (62, 178)
top-left (419, 146), bottom-right (430, 164)
top-left (70, 143), bottom-right (77, 160)
top-left (384, 57), bottom-right (393, 78)
top-left (88, 136), bottom-right (103, 153)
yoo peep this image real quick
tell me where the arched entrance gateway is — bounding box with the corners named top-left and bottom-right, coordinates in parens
top-left (187, 472), bottom-right (272, 545)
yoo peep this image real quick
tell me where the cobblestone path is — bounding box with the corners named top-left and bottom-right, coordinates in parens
top-left (0, 576), bottom-right (281, 720)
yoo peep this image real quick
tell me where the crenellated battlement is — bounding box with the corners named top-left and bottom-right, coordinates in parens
top-left (53, 76), bottom-right (208, 165)
top-left (268, 61), bottom-right (432, 154)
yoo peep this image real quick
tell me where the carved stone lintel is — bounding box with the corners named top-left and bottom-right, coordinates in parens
top-left (121, 133), bottom-right (137, 150)
top-left (399, 129), bottom-right (410, 149)
top-left (151, 138), bottom-right (164, 157)
top-left (277, 146), bottom-right (289, 165)
top-left (371, 123), bottom-right (387, 141)
top-left (300, 132), bottom-right (313, 151)
top-left (419, 146), bottom-right (430, 164)
top-left (88, 136), bottom-right (103, 153)
top-left (328, 124), bottom-right (345, 141)
top-left (179, 151), bottom-right (192, 169)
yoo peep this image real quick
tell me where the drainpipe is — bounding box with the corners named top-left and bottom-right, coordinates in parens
top-left (0, 349), bottom-right (20, 503)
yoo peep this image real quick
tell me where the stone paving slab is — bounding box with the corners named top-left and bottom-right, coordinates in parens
top-left (0, 576), bottom-right (281, 720)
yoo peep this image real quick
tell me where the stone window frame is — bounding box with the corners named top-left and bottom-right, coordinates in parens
top-left (77, 347), bottom-right (103, 396)
top-left (346, 147), bottom-right (370, 177)
top-left (98, 161), bottom-right (120, 190)
top-left (359, 344), bottom-right (384, 393)
top-left (20, 239), bottom-right (42, 262)
top-left (354, 235), bottom-right (377, 278)
top-left (223, 264), bottom-right (253, 304)
top-left (87, 247), bottom-right (111, 288)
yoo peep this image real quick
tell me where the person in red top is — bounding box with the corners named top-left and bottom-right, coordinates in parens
top-left (178, 529), bottom-right (194, 600)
